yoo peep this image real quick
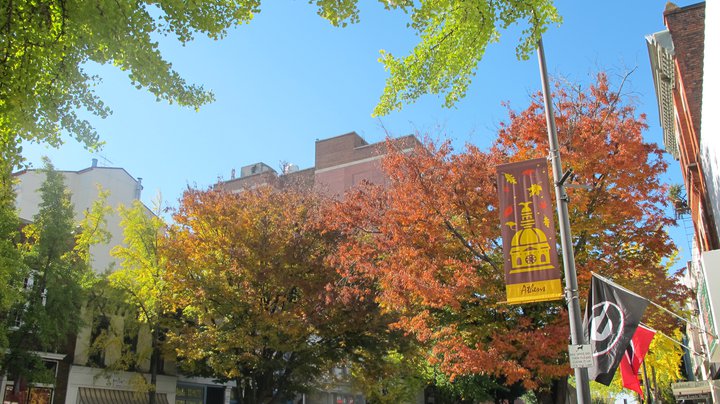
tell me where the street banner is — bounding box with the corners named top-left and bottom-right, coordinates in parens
top-left (620, 324), bottom-right (656, 398)
top-left (583, 275), bottom-right (649, 385)
top-left (496, 158), bottom-right (563, 304)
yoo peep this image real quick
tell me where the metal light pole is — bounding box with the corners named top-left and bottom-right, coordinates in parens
top-left (536, 37), bottom-right (592, 403)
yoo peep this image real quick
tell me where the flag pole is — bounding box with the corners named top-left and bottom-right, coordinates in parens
top-left (640, 322), bottom-right (709, 359)
top-left (593, 272), bottom-right (719, 340)
top-left (642, 360), bottom-right (651, 403)
top-left (652, 366), bottom-right (658, 403)
top-left (536, 37), bottom-right (592, 403)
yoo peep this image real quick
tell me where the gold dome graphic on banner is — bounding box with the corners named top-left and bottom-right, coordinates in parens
top-left (509, 201), bottom-right (554, 273)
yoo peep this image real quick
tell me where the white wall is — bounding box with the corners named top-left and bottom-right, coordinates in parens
top-left (700, 250), bottom-right (720, 364)
top-left (14, 166), bottom-right (142, 274)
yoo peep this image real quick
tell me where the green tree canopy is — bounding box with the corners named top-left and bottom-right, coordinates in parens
top-left (0, 149), bottom-right (22, 354)
top-left (372, 0), bottom-right (560, 115)
top-left (0, 159), bottom-right (98, 385)
top-left (109, 199), bottom-right (167, 404)
top-left (308, 0), bottom-right (561, 115)
top-left (0, 0), bottom-right (260, 159)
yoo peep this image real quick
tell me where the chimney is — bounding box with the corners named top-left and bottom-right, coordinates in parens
top-left (91, 158), bottom-right (98, 168)
top-left (231, 169), bottom-right (236, 179)
top-left (135, 178), bottom-right (143, 200)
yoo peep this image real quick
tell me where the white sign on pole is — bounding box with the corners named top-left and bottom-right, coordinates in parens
top-left (568, 344), bottom-right (594, 369)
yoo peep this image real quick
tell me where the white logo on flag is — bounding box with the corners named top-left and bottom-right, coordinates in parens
top-left (590, 301), bottom-right (625, 356)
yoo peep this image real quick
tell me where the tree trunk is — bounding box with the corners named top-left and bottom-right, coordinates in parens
top-left (239, 381), bottom-right (258, 404)
top-left (535, 377), bottom-right (569, 404)
top-left (148, 326), bottom-right (159, 404)
top-left (238, 373), bottom-right (282, 404)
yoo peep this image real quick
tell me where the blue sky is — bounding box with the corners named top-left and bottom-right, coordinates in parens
top-left (22, 0), bottom-right (696, 264)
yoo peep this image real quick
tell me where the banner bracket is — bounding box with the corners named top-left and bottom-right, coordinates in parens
top-left (557, 168), bottom-right (574, 187)
top-left (564, 287), bottom-right (577, 304)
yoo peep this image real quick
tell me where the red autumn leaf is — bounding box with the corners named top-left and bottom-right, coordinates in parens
top-left (503, 206), bottom-right (514, 217)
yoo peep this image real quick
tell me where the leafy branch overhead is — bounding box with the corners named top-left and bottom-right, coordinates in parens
top-left (1, 0), bottom-right (559, 160)
top-left (312, 0), bottom-right (563, 115)
top-left (372, 0), bottom-right (561, 115)
top-left (1, 0), bottom-right (259, 154)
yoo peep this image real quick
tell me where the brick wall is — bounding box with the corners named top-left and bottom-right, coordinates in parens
top-left (215, 133), bottom-right (421, 198)
top-left (314, 132), bottom-right (421, 196)
top-left (665, 2), bottom-right (705, 136)
top-left (663, 2), bottom-right (719, 250)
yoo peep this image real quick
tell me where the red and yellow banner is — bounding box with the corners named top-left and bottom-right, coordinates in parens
top-left (497, 158), bottom-right (563, 304)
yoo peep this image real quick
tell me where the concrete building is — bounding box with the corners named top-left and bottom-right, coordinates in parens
top-left (13, 159), bottom-right (144, 274)
top-left (4, 161), bottom-right (169, 404)
top-left (647, 2), bottom-right (720, 400)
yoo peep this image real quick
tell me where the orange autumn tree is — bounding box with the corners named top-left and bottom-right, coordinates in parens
top-left (328, 73), bottom-right (686, 402)
top-left (162, 186), bottom-right (401, 404)
top-left (493, 73), bottom-right (685, 327)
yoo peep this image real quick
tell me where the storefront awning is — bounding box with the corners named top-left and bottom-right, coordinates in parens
top-left (77, 387), bottom-right (169, 404)
top-left (672, 380), bottom-right (713, 401)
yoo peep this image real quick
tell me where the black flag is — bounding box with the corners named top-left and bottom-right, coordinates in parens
top-left (583, 274), bottom-right (649, 385)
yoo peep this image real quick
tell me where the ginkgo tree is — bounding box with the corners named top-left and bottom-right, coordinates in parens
top-left (371, 0), bottom-right (560, 115)
top-left (0, 156), bottom-right (22, 353)
top-left (1, 0), bottom-right (253, 157)
top-left (327, 73), bottom-right (687, 402)
top-left (109, 199), bottom-right (168, 404)
top-left (1, 0), bottom-right (560, 166)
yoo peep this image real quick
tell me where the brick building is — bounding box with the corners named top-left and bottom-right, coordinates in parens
top-left (647, 1), bottom-right (720, 400)
top-left (215, 132), bottom-right (420, 196)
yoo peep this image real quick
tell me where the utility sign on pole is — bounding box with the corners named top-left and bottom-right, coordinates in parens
top-left (568, 344), bottom-right (593, 369)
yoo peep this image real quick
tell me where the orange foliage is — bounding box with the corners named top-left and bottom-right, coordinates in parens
top-left (327, 74), bottom-right (687, 391)
top-left (493, 73), bottom-right (685, 328)
top-left (162, 186), bottom-right (396, 403)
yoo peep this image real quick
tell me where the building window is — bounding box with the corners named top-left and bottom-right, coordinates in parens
top-left (3, 385), bottom-right (54, 404)
top-left (122, 327), bottom-right (139, 371)
top-left (88, 315), bottom-right (110, 367)
top-left (176, 384), bottom-right (204, 404)
top-left (176, 384), bottom-right (226, 404)
top-left (10, 274), bottom-right (47, 329)
top-left (333, 394), bottom-right (358, 404)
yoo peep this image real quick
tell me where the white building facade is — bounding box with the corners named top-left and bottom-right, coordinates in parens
top-left (4, 160), bottom-right (232, 404)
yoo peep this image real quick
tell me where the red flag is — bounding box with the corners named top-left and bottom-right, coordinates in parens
top-left (620, 324), bottom-right (656, 398)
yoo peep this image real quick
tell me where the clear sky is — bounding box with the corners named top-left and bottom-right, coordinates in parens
top-left (21, 0), bottom-right (696, 264)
